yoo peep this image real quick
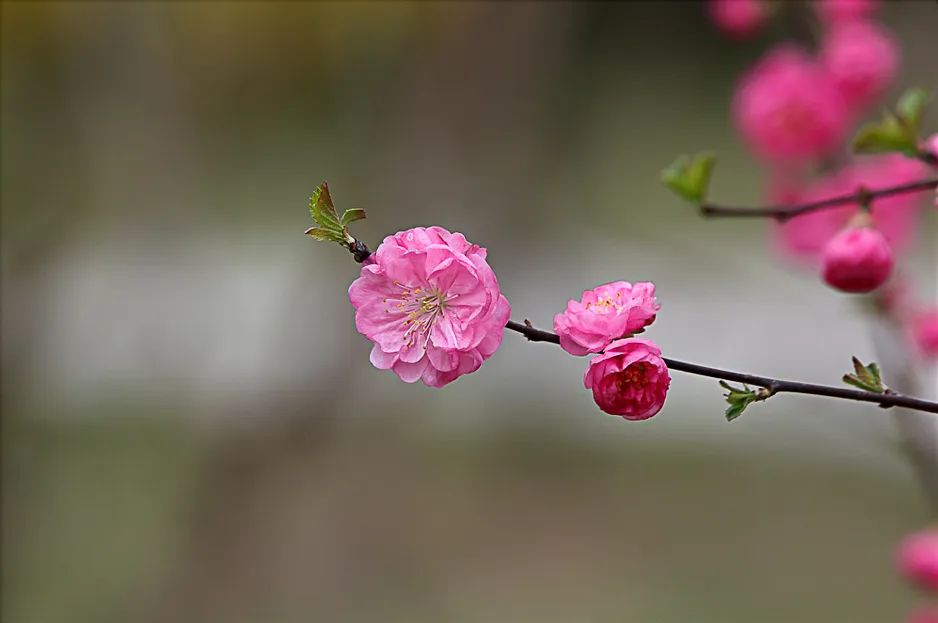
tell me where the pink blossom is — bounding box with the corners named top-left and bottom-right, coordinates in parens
top-left (733, 46), bottom-right (849, 163)
top-left (898, 528), bottom-right (938, 593)
top-left (348, 226), bottom-right (510, 388)
top-left (912, 308), bottom-right (938, 358)
top-left (776, 155), bottom-right (928, 261)
top-left (708, 0), bottom-right (766, 39)
top-left (553, 281), bottom-right (660, 357)
top-left (584, 338), bottom-right (670, 420)
top-left (821, 224), bottom-right (893, 293)
top-left (814, 0), bottom-right (878, 25)
top-left (819, 19), bottom-right (898, 111)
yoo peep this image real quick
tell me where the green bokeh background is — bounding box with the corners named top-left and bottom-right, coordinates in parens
top-left (3, 2), bottom-right (937, 622)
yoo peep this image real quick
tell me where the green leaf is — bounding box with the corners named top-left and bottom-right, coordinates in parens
top-left (852, 88), bottom-right (931, 156)
top-left (341, 208), bottom-right (367, 226)
top-left (719, 380), bottom-right (759, 422)
top-left (662, 152), bottom-right (716, 204)
top-left (842, 357), bottom-right (885, 393)
top-left (304, 226), bottom-right (341, 243)
top-left (305, 181), bottom-right (363, 249)
top-left (309, 182), bottom-right (341, 229)
top-left (896, 87), bottom-right (929, 134)
top-left (852, 113), bottom-right (916, 155)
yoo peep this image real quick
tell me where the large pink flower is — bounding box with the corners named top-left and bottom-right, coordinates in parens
top-left (348, 226), bottom-right (510, 388)
top-left (553, 281), bottom-right (659, 356)
top-left (733, 46), bottom-right (849, 163)
top-left (583, 338), bottom-right (670, 420)
top-left (819, 19), bottom-right (898, 112)
top-left (897, 528), bottom-right (938, 593)
top-left (775, 155), bottom-right (928, 261)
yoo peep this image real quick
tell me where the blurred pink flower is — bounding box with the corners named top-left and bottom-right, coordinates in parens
top-left (908, 606), bottom-right (938, 623)
top-left (912, 308), bottom-right (938, 358)
top-left (584, 338), bottom-right (670, 420)
top-left (898, 528), bottom-right (938, 593)
top-left (820, 224), bottom-right (893, 293)
top-left (708, 0), bottom-right (766, 39)
top-left (775, 155), bottom-right (928, 261)
top-left (733, 46), bottom-right (849, 163)
top-left (554, 281), bottom-right (659, 356)
top-left (348, 226), bottom-right (510, 388)
top-left (814, 0), bottom-right (878, 25)
top-left (819, 19), bottom-right (898, 112)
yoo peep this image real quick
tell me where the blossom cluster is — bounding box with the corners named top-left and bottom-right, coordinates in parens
top-left (711, 0), bottom-right (937, 361)
top-left (348, 227), bottom-right (670, 418)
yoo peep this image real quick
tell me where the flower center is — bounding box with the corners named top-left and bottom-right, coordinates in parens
top-left (586, 292), bottom-right (625, 314)
top-left (616, 362), bottom-right (652, 390)
top-left (385, 283), bottom-right (454, 347)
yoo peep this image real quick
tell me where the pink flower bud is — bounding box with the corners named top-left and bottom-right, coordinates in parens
top-left (554, 281), bottom-right (660, 356)
top-left (733, 46), bottom-right (849, 163)
top-left (348, 226), bottom-right (510, 388)
top-left (814, 0), bottom-right (878, 25)
top-left (708, 0), bottom-right (766, 39)
top-left (897, 528), bottom-right (938, 593)
top-left (583, 338), bottom-right (670, 420)
top-left (821, 224), bottom-right (894, 293)
top-left (819, 20), bottom-right (898, 111)
top-left (912, 308), bottom-right (938, 359)
top-left (776, 155), bottom-right (927, 261)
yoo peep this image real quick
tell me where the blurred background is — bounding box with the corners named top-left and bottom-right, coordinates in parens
top-left (2, 2), bottom-right (937, 622)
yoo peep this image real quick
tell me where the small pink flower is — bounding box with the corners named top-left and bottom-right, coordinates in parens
top-left (819, 19), bottom-right (898, 111)
top-left (912, 308), bottom-right (938, 358)
top-left (821, 224), bottom-right (893, 293)
top-left (814, 0), bottom-right (878, 25)
top-left (776, 155), bottom-right (928, 261)
top-left (733, 46), bottom-right (849, 163)
top-left (553, 281), bottom-right (660, 356)
top-left (898, 528), bottom-right (938, 593)
top-left (348, 226), bottom-right (510, 388)
top-left (708, 0), bottom-right (766, 39)
top-left (584, 338), bottom-right (670, 420)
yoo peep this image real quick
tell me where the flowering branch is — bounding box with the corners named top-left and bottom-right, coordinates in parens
top-left (308, 182), bottom-right (938, 420)
top-left (505, 320), bottom-right (938, 416)
top-left (698, 177), bottom-right (938, 221)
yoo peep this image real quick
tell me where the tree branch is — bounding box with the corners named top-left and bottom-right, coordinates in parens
top-left (699, 178), bottom-right (938, 222)
top-left (505, 320), bottom-right (938, 415)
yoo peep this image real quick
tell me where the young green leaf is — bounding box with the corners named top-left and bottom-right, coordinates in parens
top-left (842, 357), bottom-right (886, 393)
top-left (341, 208), bottom-right (367, 226)
top-left (662, 152), bottom-right (716, 204)
top-left (719, 380), bottom-right (758, 422)
top-left (852, 87), bottom-right (931, 156)
top-left (896, 87), bottom-right (929, 135)
top-left (309, 182), bottom-right (342, 229)
top-left (305, 181), bottom-right (362, 249)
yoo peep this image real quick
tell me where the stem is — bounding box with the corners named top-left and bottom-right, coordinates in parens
top-left (700, 178), bottom-right (938, 222)
top-left (505, 320), bottom-right (938, 415)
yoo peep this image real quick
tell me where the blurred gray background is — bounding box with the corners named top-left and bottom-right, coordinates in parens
top-left (2, 2), bottom-right (937, 622)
